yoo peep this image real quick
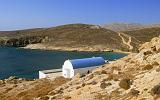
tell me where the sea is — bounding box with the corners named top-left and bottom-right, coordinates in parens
top-left (0, 47), bottom-right (127, 79)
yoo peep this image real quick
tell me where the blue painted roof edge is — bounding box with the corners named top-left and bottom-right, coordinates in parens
top-left (70, 57), bottom-right (105, 69)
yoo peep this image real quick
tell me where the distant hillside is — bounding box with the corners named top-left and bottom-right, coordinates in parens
top-left (102, 23), bottom-right (145, 31)
top-left (123, 27), bottom-right (160, 51)
top-left (102, 23), bottom-right (160, 32)
top-left (102, 23), bottom-right (160, 52)
top-left (0, 24), bottom-right (128, 52)
top-left (0, 23), bottom-right (160, 52)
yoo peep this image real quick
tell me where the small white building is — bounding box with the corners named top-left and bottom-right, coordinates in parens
top-left (39, 69), bottom-right (62, 79)
top-left (62, 57), bottom-right (105, 78)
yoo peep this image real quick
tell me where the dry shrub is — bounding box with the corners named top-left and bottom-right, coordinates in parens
top-left (8, 77), bottom-right (69, 100)
top-left (129, 89), bottom-right (140, 96)
top-left (156, 67), bottom-right (160, 72)
top-left (93, 71), bottom-right (101, 76)
top-left (101, 70), bottom-right (107, 74)
top-left (106, 74), bottom-right (114, 81)
top-left (151, 84), bottom-right (160, 96)
top-left (91, 81), bottom-right (97, 85)
top-left (110, 89), bottom-right (121, 98)
top-left (86, 74), bottom-right (94, 80)
top-left (106, 73), bottom-right (120, 81)
top-left (152, 61), bottom-right (159, 66)
top-left (142, 64), bottom-right (153, 70)
top-left (87, 80), bottom-right (97, 85)
top-left (100, 82), bottom-right (107, 89)
top-left (138, 98), bottom-right (147, 100)
top-left (122, 72), bottom-right (135, 80)
top-left (95, 93), bottom-right (110, 100)
top-left (108, 72), bottom-right (134, 82)
top-left (112, 66), bottom-right (120, 70)
top-left (64, 95), bottom-right (72, 100)
top-left (76, 86), bottom-right (81, 89)
top-left (119, 78), bottom-right (132, 90)
top-left (151, 46), bottom-right (157, 51)
top-left (106, 82), bottom-right (112, 86)
top-left (143, 51), bottom-right (152, 55)
top-left (81, 83), bottom-right (86, 87)
top-left (124, 57), bottom-right (131, 62)
top-left (130, 60), bottom-right (135, 64)
top-left (40, 96), bottom-right (49, 100)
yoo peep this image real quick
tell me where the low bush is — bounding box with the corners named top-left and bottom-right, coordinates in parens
top-left (119, 78), bottom-right (132, 90)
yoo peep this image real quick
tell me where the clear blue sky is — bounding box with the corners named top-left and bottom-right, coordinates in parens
top-left (0, 0), bottom-right (160, 31)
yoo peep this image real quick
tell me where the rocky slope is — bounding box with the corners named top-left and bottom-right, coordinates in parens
top-left (45, 36), bottom-right (160, 100)
top-left (0, 36), bottom-right (160, 100)
top-left (0, 76), bottom-right (69, 100)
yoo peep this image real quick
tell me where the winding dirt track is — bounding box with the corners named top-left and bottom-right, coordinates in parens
top-left (118, 32), bottom-right (133, 50)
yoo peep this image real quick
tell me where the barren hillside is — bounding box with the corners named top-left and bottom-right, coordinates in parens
top-left (102, 23), bottom-right (145, 31)
top-left (0, 36), bottom-right (160, 100)
top-left (0, 24), bottom-right (128, 52)
top-left (0, 24), bottom-right (160, 52)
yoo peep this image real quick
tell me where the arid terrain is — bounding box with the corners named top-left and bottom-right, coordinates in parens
top-left (0, 35), bottom-right (160, 100)
top-left (102, 23), bottom-right (160, 31)
top-left (0, 23), bottom-right (160, 52)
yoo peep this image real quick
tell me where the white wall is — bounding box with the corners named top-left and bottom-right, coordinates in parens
top-left (62, 60), bottom-right (103, 78)
top-left (39, 71), bottom-right (47, 79)
top-left (62, 60), bottom-right (74, 78)
top-left (74, 66), bottom-right (98, 76)
top-left (39, 71), bottom-right (62, 79)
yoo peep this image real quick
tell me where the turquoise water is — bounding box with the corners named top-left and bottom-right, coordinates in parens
top-left (0, 47), bottom-right (127, 79)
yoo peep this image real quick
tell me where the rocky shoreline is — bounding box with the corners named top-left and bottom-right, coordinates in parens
top-left (23, 43), bottom-right (131, 54)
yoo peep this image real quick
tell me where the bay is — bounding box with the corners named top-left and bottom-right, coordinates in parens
top-left (0, 47), bottom-right (127, 79)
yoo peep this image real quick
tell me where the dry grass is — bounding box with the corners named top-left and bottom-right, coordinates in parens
top-left (0, 77), bottom-right (69, 100)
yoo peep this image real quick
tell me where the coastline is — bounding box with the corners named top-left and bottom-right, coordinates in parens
top-left (22, 43), bottom-right (131, 54)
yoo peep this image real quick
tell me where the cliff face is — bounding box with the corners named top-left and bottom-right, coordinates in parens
top-left (0, 36), bottom-right (160, 100)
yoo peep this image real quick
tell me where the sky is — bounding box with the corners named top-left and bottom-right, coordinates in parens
top-left (0, 0), bottom-right (160, 31)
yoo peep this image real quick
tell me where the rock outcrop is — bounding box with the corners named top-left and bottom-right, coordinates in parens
top-left (0, 36), bottom-right (44, 47)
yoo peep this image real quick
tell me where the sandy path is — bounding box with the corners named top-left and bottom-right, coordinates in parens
top-left (118, 32), bottom-right (133, 50)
